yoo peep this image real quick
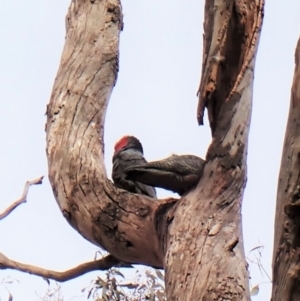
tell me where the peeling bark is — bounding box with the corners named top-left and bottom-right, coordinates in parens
top-left (271, 38), bottom-right (300, 301)
top-left (164, 1), bottom-right (264, 300)
top-left (197, 0), bottom-right (264, 133)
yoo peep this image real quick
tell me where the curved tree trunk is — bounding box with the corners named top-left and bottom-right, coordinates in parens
top-left (46, 0), bottom-right (170, 268)
top-left (45, 0), bottom-right (264, 300)
top-left (271, 37), bottom-right (300, 301)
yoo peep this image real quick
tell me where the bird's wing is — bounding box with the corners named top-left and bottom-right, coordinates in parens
top-left (124, 155), bottom-right (205, 195)
top-left (113, 149), bottom-right (156, 198)
top-left (125, 167), bottom-right (185, 194)
top-left (137, 155), bottom-right (205, 175)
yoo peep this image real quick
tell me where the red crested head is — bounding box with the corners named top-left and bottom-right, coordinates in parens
top-left (114, 136), bottom-right (143, 154)
top-left (114, 136), bottom-right (129, 152)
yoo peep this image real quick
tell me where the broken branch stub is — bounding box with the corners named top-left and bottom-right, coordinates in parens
top-left (45, 0), bottom-right (170, 268)
top-left (197, 0), bottom-right (264, 134)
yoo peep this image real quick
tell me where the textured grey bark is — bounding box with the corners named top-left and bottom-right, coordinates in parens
top-left (271, 37), bottom-right (300, 301)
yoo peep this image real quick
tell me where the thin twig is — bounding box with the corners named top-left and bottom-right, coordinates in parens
top-left (0, 176), bottom-right (44, 220)
top-left (0, 253), bottom-right (132, 282)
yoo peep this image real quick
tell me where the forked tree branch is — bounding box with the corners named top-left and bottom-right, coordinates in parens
top-left (1, 1), bottom-right (265, 300)
top-left (45, 0), bottom-right (177, 269)
top-left (0, 253), bottom-right (132, 282)
top-left (0, 176), bottom-right (43, 221)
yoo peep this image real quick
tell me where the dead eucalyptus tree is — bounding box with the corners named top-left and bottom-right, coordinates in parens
top-left (0, 0), bottom-right (266, 300)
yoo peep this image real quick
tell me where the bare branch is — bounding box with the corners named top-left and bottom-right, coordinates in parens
top-left (0, 176), bottom-right (44, 221)
top-left (0, 252), bottom-right (132, 282)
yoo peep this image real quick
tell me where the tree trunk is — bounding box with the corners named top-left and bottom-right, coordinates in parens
top-left (45, 0), bottom-right (264, 300)
top-left (165, 1), bottom-right (264, 299)
top-left (271, 37), bottom-right (300, 301)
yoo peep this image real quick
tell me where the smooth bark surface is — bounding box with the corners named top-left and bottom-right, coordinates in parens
top-left (164, 1), bottom-right (264, 300)
top-left (272, 37), bottom-right (300, 301)
top-left (45, 0), bottom-right (175, 268)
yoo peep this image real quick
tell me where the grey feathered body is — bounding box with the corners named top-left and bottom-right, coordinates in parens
top-left (112, 148), bottom-right (157, 198)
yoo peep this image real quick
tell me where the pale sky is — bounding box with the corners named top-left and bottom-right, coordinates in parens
top-left (0, 1), bottom-right (299, 300)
